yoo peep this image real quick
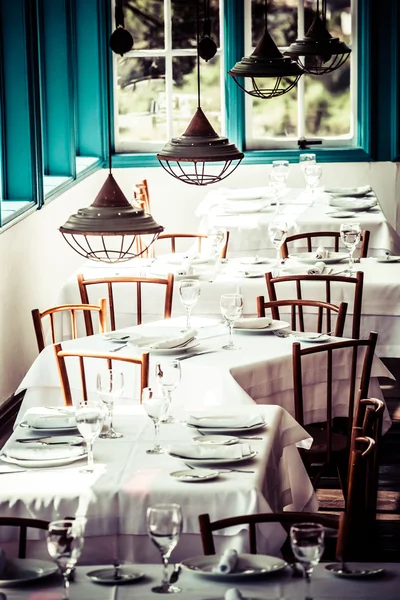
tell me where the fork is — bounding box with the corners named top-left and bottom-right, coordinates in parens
top-left (184, 463), bottom-right (254, 474)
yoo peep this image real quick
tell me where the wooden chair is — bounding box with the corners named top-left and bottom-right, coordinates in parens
top-left (133, 179), bottom-right (151, 213)
top-left (256, 297), bottom-right (348, 337)
top-left (150, 232), bottom-right (230, 260)
top-left (198, 512), bottom-right (339, 558)
top-left (31, 299), bottom-right (107, 353)
top-left (0, 517), bottom-right (49, 558)
top-left (281, 230), bottom-right (370, 260)
top-left (292, 331), bottom-right (378, 494)
top-left (54, 343), bottom-right (149, 405)
top-left (77, 273), bottom-right (174, 330)
top-left (265, 271), bottom-right (364, 339)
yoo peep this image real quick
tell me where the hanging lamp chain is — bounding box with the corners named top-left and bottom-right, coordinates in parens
top-left (196, 0), bottom-right (201, 108)
top-left (321, 0), bottom-right (327, 27)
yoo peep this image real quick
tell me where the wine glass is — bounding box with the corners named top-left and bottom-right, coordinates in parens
top-left (272, 160), bottom-right (290, 189)
top-left (47, 519), bottom-right (85, 600)
top-left (290, 522), bottom-right (325, 598)
top-left (304, 164), bottom-right (323, 201)
top-left (142, 387), bottom-right (168, 453)
top-left (147, 503), bottom-right (183, 594)
top-left (97, 369), bottom-right (124, 439)
top-left (207, 227), bottom-right (227, 258)
top-left (340, 222), bottom-right (361, 274)
top-left (75, 400), bottom-right (105, 473)
top-left (299, 153), bottom-right (316, 172)
top-left (220, 293), bottom-right (243, 350)
top-left (178, 279), bottom-right (201, 330)
top-left (155, 359), bottom-right (181, 424)
top-left (268, 216), bottom-right (289, 276)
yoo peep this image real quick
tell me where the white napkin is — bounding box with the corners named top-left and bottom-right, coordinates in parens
top-left (149, 328), bottom-right (197, 350)
top-left (0, 548), bottom-right (6, 577)
top-left (315, 246), bottom-right (328, 260)
top-left (213, 549), bottom-right (239, 573)
top-left (177, 257), bottom-right (193, 276)
top-left (233, 317), bottom-right (272, 329)
top-left (329, 197), bottom-right (377, 210)
top-left (187, 412), bottom-right (264, 428)
top-left (169, 443), bottom-right (251, 460)
top-left (324, 184), bottom-right (372, 195)
top-left (25, 410), bottom-right (76, 429)
top-left (225, 588), bottom-right (244, 600)
top-left (307, 261), bottom-right (326, 275)
top-left (4, 443), bottom-right (84, 461)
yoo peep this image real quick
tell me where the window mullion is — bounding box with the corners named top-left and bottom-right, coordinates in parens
top-left (165, 0), bottom-right (174, 140)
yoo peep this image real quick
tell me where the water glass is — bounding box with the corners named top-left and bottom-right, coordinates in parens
top-left (340, 222), bottom-right (361, 274)
top-left (272, 160), bottom-right (290, 187)
top-left (156, 359), bottom-right (181, 423)
top-left (178, 279), bottom-right (201, 330)
top-left (207, 227), bottom-right (227, 257)
top-left (304, 164), bottom-right (323, 199)
top-left (220, 293), bottom-right (243, 350)
top-left (47, 519), bottom-right (85, 600)
top-left (142, 387), bottom-right (168, 454)
top-left (97, 369), bottom-right (124, 439)
top-left (299, 153), bottom-right (316, 171)
top-left (268, 216), bottom-right (289, 276)
top-left (75, 400), bottom-right (105, 473)
top-left (147, 503), bottom-right (183, 594)
top-left (290, 522), bottom-right (325, 597)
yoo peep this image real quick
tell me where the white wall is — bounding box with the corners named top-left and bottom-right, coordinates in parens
top-left (0, 161), bottom-right (398, 406)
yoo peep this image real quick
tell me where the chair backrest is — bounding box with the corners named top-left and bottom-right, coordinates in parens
top-left (265, 270), bottom-right (364, 339)
top-left (0, 517), bottom-right (49, 558)
top-left (150, 232), bottom-right (230, 259)
top-left (198, 511), bottom-right (339, 556)
top-left (256, 297), bottom-right (348, 337)
top-left (77, 273), bottom-right (174, 330)
top-left (54, 343), bottom-right (149, 405)
top-left (133, 179), bottom-right (151, 213)
top-left (281, 230), bottom-right (370, 259)
top-left (31, 299), bottom-right (107, 353)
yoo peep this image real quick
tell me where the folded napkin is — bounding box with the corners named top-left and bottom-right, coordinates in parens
top-left (25, 410), bottom-right (76, 429)
top-left (187, 412), bottom-right (264, 429)
top-left (329, 197), bottom-right (377, 210)
top-left (307, 261), bottom-right (326, 275)
top-left (315, 246), bottom-right (328, 260)
top-left (169, 443), bottom-right (251, 460)
top-left (4, 443), bottom-right (84, 461)
top-left (149, 328), bottom-right (197, 350)
top-left (177, 257), bottom-right (193, 276)
top-left (324, 184), bottom-right (372, 196)
top-left (0, 548), bottom-right (6, 577)
top-left (225, 588), bottom-right (244, 600)
top-left (213, 549), bottom-right (239, 574)
top-left (233, 317), bottom-right (272, 330)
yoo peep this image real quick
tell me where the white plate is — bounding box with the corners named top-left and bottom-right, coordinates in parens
top-left (233, 271), bottom-right (265, 278)
top-left (187, 421), bottom-right (266, 435)
top-left (325, 563), bottom-right (385, 578)
top-left (329, 197), bottom-right (378, 211)
top-left (160, 253), bottom-right (212, 265)
top-left (291, 332), bottom-right (332, 342)
top-left (326, 210), bottom-right (357, 218)
top-left (239, 257), bottom-right (270, 265)
top-left (0, 449), bottom-right (87, 468)
top-left (193, 435), bottom-right (239, 445)
top-left (170, 469), bottom-right (220, 482)
top-left (233, 319), bottom-right (290, 334)
top-left (128, 338), bottom-right (200, 355)
top-left (325, 185), bottom-right (372, 197)
top-left (15, 435), bottom-right (83, 446)
top-left (87, 567), bottom-right (145, 585)
top-left (20, 421), bottom-right (79, 433)
top-left (375, 255), bottom-right (400, 263)
top-left (290, 252), bottom-right (348, 264)
top-left (168, 450), bottom-right (257, 466)
top-left (181, 554), bottom-right (287, 580)
top-left (150, 270), bottom-right (203, 280)
top-left (0, 558), bottom-right (58, 586)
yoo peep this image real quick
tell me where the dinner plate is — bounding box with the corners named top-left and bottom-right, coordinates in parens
top-left (0, 558), bottom-right (58, 586)
top-left (325, 185), bottom-right (372, 197)
top-left (326, 210), bottom-right (357, 218)
top-left (325, 563), bottom-right (385, 578)
top-left (145, 339), bottom-right (200, 355)
top-left (0, 449), bottom-right (87, 468)
top-left (375, 255), bottom-right (400, 263)
top-left (221, 202), bottom-right (272, 214)
top-left (160, 253), bottom-right (212, 265)
top-left (168, 449), bottom-right (257, 466)
top-left (233, 271), bottom-right (265, 278)
top-left (181, 554), bottom-right (287, 580)
top-left (329, 197), bottom-right (378, 211)
top-left (20, 421), bottom-right (78, 433)
top-left (15, 435), bottom-right (84, 446)
top-left (150, 270), bottom-right (203, 281)
top-left (239, 257), bottom-right (270, 265)
top-left (170, 469), bottom-right (220, 482)
top-left (87, 567), bottom-right (145, 585)
top-left (233, 319), bottom-right (290, 334)
top-left (290, 252), bottom-right (348, 264)
top-left (291, 332), bottom-right (332, 343)
top-left (187, 421), bottom-right (267, 435)
top-left (193, 435), bottom-right (239, 445)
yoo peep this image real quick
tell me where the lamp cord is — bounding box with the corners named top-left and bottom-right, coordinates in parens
top-left (196, 0), bottom-right (201, 108)
top-left (106, 41), bottom-right (112, 174)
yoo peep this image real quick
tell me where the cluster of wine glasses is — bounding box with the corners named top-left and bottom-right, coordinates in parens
top-left (340, 221), bottom-right (361, 274)
top-left (268, 216), bottom-right (289, 277)
top-left (220, 293), bottom-right (243, 350)
top-left (147, 503), bottom-right (183, 594)
top-left (178, 279), bottom-right (200, 330)
top-left (290, 522), bottom-right (325, 598)
top-left (47, 519), bottom-right (85, 600)
top-left (269, 160), bottom-right (289, 212)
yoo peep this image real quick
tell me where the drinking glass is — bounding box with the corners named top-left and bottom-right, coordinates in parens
top-left (75, 400), bottom-right (105, 473)
top-left (299, 153), bottom-right (316, 172)
top-left (147, 503), bottom-right (183, 594)
top-left (272, 160), bottom-right (290, 188)
top-left (142, 387), bottom-right (168, 453)
top-left (97, 369), bottom-right (124, 439)
top-left (340, 222), bottom-right (361, 274)
top-left (220, 293), bottom-right (243, 350)
top-left (304, 164), bottom-right (323, 200)
top-left (268, 216), bottom-right (289, 276)
top-left (178, 279), bottom-right (201, 330)
top-left (207, 227), bottom-right (227, 258)
top-left (290, 522), bottom-right (325, 599)
top-left (47, 519), bottom-right (85, 600)
top-left (155, 359), bottom-right (181, 424)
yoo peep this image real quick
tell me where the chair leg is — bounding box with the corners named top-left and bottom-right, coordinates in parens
top-left (336, 456), bottom-right (349, 504)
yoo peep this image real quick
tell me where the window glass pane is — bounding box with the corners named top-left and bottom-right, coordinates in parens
top-left (252, 0), bottom-right (297, 47)
top-left (123, 0), bottom-right (164, 50)
top-left (250, 86), bottom-right (298, 140)
top-left (171, 0), bottom-right (220, 49)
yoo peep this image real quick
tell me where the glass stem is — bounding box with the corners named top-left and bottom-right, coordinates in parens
top-left (154, 420), bottom-right (160, 448)
top-left (349, 250), bottom-right (354, 273)
top-left (304, 566), bottom-right (313, 600)
top-left (228, 321), bottom-right (233, 346)
top-left (87, 440), bottom-right (94, 471)
top-left (62, 572), bottom-right (70, 600)
top-left (186, 307), bottom-right (191, 330)
top-left (162, 555), bottom-right (169, 587)
top-left (108, 406), bottom-right (114, 433)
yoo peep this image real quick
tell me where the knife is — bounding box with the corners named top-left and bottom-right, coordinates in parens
top-left (177, 350), bottom-right (218, 361)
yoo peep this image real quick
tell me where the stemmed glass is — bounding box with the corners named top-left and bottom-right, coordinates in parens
top-left (207, 227), bottom-right (227, 279)
top-left (290, 522), bottom-right (325, 600)
top-left (147, 503), bottom-right (183, 594)
top-left (178, 279), bottom-right (201, 330)
top-left (97, 369), bottom-right (124, 439)
top-left (75, 400), bottom-right (105, 473)
top-left (272, 160), bottom-right (290, 189)
top-left (268, 216), bottom-right (289, 277)
top-left (304, 164), bottom-right (323, 201)
top-left (155, 359), bottom-right (181, 423)
top-left (47, 519), bottom-right (85, 600)
top-left (340, 222), bottom-right (361, 274)
top-left (220, 293), bottom-right (243, 350)
top-left (142, 387), bottom-right (168, 454)
top-left (299, 153), bottom-right (316, 172)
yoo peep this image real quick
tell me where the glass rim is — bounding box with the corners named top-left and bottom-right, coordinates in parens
top-left (290, 522), bottom-right (325, 531)
top-left (147, 503), bottom-right (182, 511)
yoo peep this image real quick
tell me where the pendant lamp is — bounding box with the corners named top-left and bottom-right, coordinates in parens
top-left (228, 1), bottom-right (303, 100)
top-left (284, 0), bottom-right (351, 75)
top-left (60, 5), bottom-right (163, 264)
top-left (156, 0), bottom-right (243, 186)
